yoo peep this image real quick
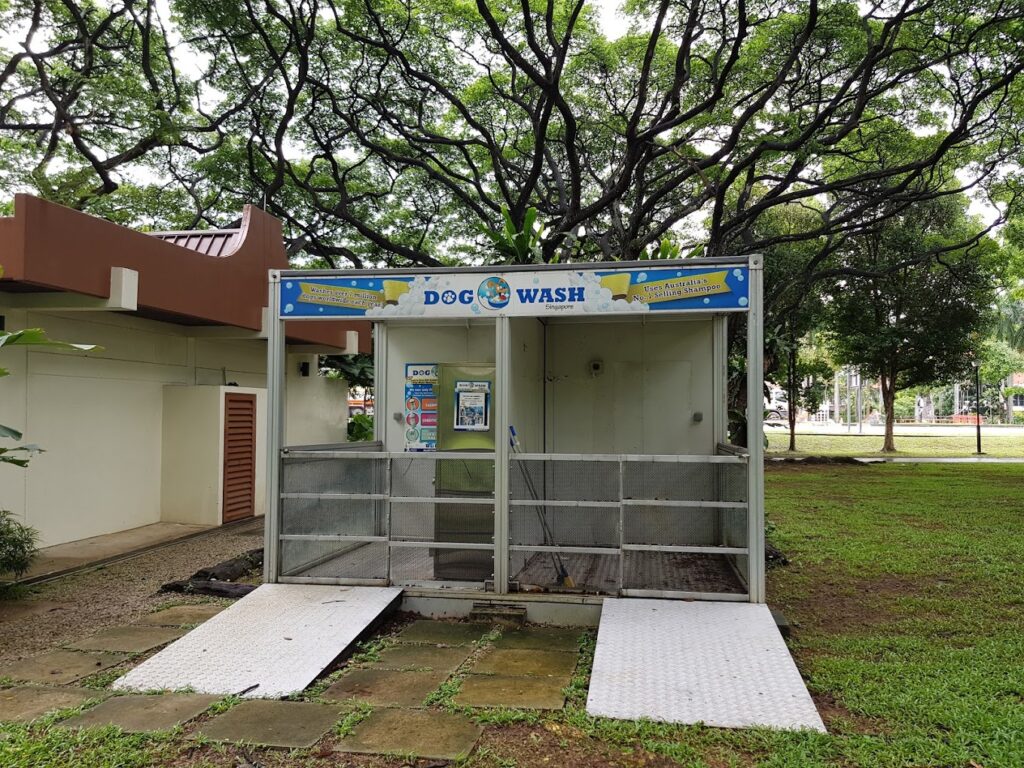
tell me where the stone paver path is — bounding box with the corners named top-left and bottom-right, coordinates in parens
top-left (337, 707), bottom-right (482, 761)
top-left (69, 625), bottom-right (185, 654)
top-left (195, 700), bottom-right (343, 749)
top-left (323, 668), bottom-right (448, 707)
top-left (395, 620), bottom-right (489, 646)
top-left (0, 685), bottom-right (102, 723)
top-left (471, 648), bottom-right (577, 678)
top-left (0, 649), bottom-right (130, 685)
top-left (58, 693), bottom-right (219, 733)
top-left (367, 643), bottom-right (471, 673)
top-left (136, 605), bottom-right (225, 627)
top-left (456, 674), bottom-right (568, 710)
top-left (493, 626), bottom-right (582, 652)
top-left (2, 614), bottom-right (589, 759)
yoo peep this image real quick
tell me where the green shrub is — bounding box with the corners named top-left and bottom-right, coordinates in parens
top-left (0, 510), bottom-right (38, 581)
top-left (347, 413), bottom-right (374, 442)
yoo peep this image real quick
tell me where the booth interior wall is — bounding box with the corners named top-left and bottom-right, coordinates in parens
top-left (509, 318), bottom-right (545, 453)
top-left (384, 323), bottom-right (495, 450)
top-left (544, 320), bottom-right (714, 455)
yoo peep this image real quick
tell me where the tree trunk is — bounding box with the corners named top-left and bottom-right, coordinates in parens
top-left (880, 374), bottom-right (896, 452)
top-left (787, 347), bottom-right (798, 452)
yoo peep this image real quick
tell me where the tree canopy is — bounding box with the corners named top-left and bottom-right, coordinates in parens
top-left (823, 194), bottom-right (1001, 449)
top-left (3, 0), bottom-right (1024, 278)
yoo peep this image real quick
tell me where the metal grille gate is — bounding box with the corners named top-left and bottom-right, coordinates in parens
top-left (277, 448), bottom-right (748, 598)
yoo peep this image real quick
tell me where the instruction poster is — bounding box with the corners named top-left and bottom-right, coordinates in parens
top-left (454, 380), bottom-right (491, 432)
top-left (404, 363), bottom-right (438, 451)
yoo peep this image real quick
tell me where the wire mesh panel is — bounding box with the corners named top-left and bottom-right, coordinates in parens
top-left (390, 456), bottom-right (495, 498)
top-left (281, 497), bottom-right (383, 537)
top-left (388, 456), bottom-right (495, 587)
top-left (278, 449), bottom-right (748, 596)
top-left (510, 504), bottom-right (618, 548)
top-left (622, 551), bottom-right (747, 595)
top-left (622, 504), bottom-right (729, 547)
top-left (281, 455), bottom-right (385, 495)
top-left (389, 545), bottom-right (494, 585)
top-left (507, 454), bottom-right (748, 598)
top-left (511, 458), bottom-right (619, 503)
top-left (622, 460), bottom-right (717, 501)
top-left (281, 540), bottom-right (387, 580)
top-left (390, 501), bottom-right (494, 543)
top-left (716, 462), bottom-right (748, 504)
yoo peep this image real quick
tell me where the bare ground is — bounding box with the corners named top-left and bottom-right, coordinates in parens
top-left (0, 520), bottom-right (263, 664)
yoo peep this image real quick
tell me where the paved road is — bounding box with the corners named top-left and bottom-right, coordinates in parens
top-left (770, 422), bottom-right (1024, 438)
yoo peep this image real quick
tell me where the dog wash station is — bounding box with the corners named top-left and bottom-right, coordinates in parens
top-left (265, 256), bottom-right (765, 608)
top-left (116, 255), bottom-right (824, 733)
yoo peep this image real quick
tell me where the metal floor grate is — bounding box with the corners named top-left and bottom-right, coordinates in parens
top-left (512, 551), bottom-right (746, 594)
top-left (587, 598), bottom-right (826, 732)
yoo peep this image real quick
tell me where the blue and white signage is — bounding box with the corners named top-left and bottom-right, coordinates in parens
top-left (278, 265), bottom-right (749, 319)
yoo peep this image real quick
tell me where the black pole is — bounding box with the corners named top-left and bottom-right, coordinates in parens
top-left (975, 364), bottom-right (983, 454)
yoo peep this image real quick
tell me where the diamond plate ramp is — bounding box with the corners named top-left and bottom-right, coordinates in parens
top-left (586, 599), bottom-right (825, 732)
top-left (112, 584), bottom-right (401, 699)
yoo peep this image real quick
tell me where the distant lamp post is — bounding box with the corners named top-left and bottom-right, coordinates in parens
top-left (971, 359), bottom-right (983, 455)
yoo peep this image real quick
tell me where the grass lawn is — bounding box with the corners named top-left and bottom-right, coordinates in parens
top-left (2, 464), bottom-right (1022, 766)
top-left (767, 430), bottom-right (1024, 457)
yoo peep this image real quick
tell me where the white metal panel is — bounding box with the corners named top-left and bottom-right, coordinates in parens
top-left (112, 584), bottom-right (401, 698)
top-left (545, 321), bottom-right (713, 455)
top-left (587, 598), bottom-right (825, 732)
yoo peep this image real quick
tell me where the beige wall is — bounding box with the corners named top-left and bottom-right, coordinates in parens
top-left (383, 323), bottom-right (495, 451)
top-left (285, 354), bottom-right (348, 445)
top-left (160, 386), bottom-right (268, 526)
top-left (161, 386), bottom-right (223, 527)
top-left (544, 318), bottom-right (715, 455)
top-left (509, 318), bottom-right (545, 453)
top-left (0, 309), bottom-right (30, 527)
top-left (0, 310), bottom-right (345, 547)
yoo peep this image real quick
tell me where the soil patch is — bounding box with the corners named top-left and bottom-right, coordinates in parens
top-left (777, 569), bottom-right (922, 637)
top-left (474, 723), bottom-right (680, 768)
top-left (811, 692), bottom-right (887, 736)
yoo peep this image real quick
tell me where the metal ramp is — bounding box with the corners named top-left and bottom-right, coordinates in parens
top-left (587, 599), bottom-right (825, 732)
top-left (113, 584), bottom-right (401, 699)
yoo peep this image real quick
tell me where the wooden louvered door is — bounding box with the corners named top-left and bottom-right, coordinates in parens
top-left (222, 393), bottom-right (257, 523)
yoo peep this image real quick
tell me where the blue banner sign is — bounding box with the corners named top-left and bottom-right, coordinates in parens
top-left (278, 265), bottom-right (749, 319)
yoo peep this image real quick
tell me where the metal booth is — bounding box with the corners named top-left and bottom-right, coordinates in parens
top-left (264, 256), bottom-right (764, 621)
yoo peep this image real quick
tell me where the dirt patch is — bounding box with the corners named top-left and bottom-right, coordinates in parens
top-left (474, 722), bottom-right (680, 768)
top-left (775, 569), bottom-right (922, 637)
top-left (812, 692), bottom-right (887, 736)
top-left (163, 742), bottom-right (399, 767)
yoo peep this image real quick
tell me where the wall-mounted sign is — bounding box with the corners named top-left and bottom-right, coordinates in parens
top-left (278, 265), bottom-right (749, 319)
top-left (404, 363), bottom-right (438, 451)
top-left (452, 380), bottom-right (491, 434)
top-left (453, 380), bottom-right (490, 432)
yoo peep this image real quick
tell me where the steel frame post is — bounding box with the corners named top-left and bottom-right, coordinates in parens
top-left (264, 272), bottom-right (286, 583)
top-left (745, 254), bottom-right (766, 603)
top-left (373, 324), bottom-right (387, 443)
top-left (494, 317), bottom-right (511, 594)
